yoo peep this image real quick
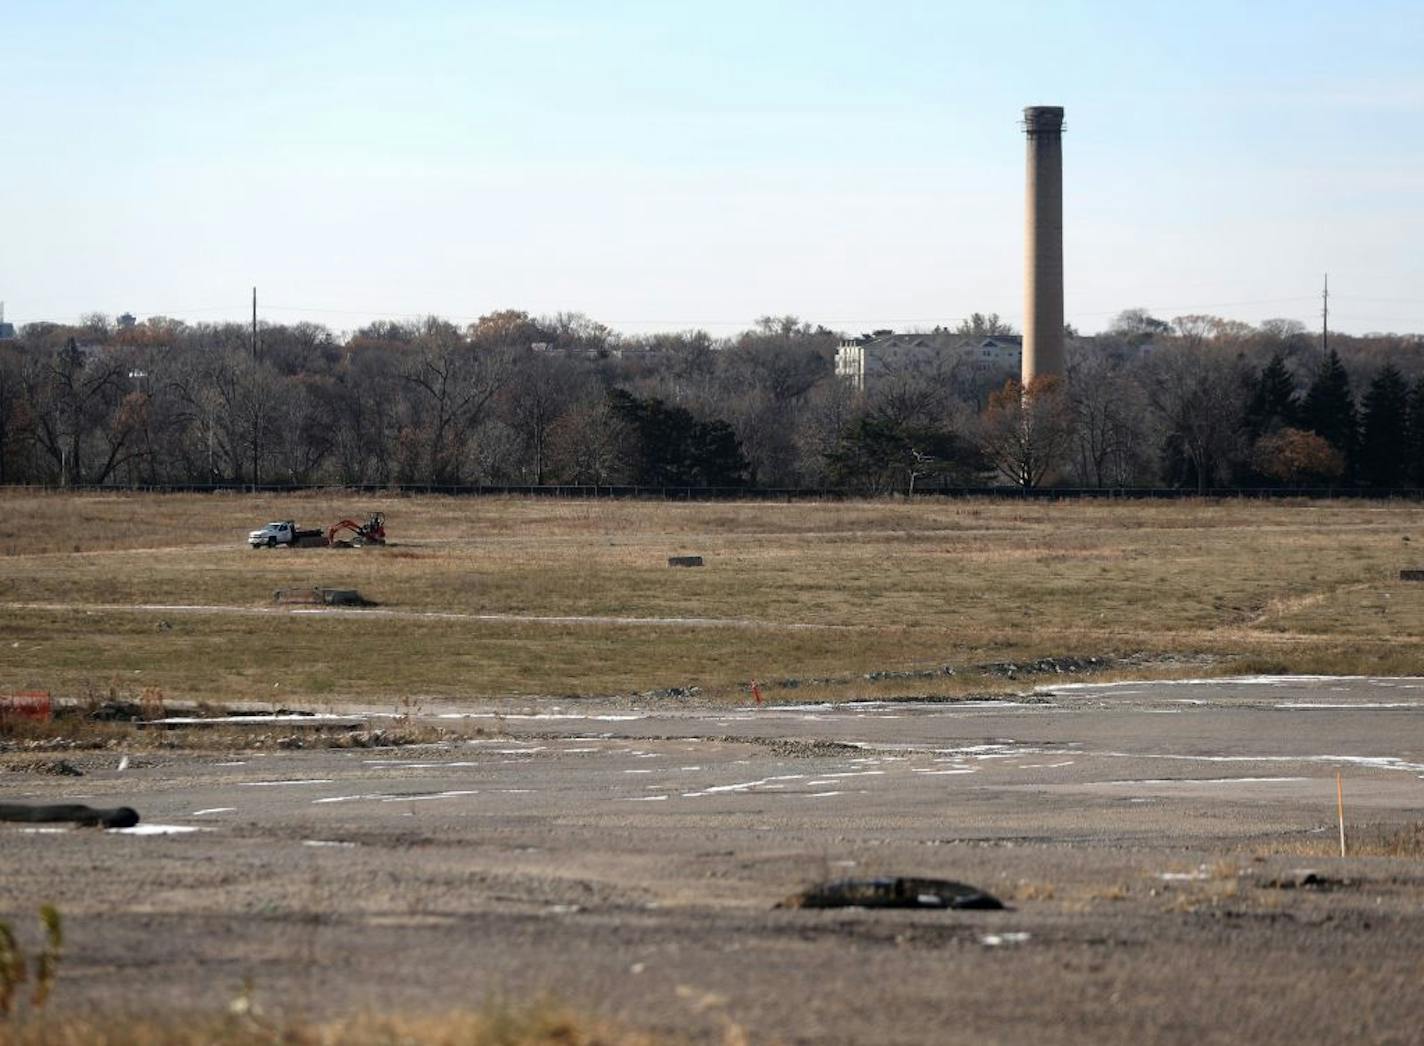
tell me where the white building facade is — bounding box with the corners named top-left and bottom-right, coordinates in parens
top-left (835, 332), bottom-right (1022, 392)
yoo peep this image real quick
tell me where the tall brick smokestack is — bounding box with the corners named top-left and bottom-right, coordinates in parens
top-left (1022, 106), bottom-right (1065, 385)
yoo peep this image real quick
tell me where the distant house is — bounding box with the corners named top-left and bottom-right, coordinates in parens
top-left (963, 335), bottom-right (1024, 371)
top-left (0, 321), bottom-right (14, 341)
top-left (69, 338), bottom-right (108, 362)
top-left (530, 339), bottom-right (608, 360)
top-left (835, 331), bottom-right (1021, 392)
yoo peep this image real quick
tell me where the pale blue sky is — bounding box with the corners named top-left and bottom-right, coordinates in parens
top-left (4, 1), bottom-right (1422, 335)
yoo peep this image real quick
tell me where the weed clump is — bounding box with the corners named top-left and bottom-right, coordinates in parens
top-left (0, 995), bottom-right (658, 1044)
top-left (1345, 821), bottom-right (1424, 858)
top-left (0, 905), bottom-right (62, 1018)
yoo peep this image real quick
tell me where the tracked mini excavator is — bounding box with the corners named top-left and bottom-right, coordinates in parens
top-left (327, 512), bottom-right (387, 547)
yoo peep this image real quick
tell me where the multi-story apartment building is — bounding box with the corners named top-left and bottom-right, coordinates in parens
top-left (834, 331), bottom-right (1021, 392)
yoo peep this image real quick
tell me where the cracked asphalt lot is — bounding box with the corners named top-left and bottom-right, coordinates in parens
top-left (4, 676), bottom-right (1424, 1044)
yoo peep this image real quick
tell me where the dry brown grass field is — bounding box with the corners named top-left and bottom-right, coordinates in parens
top-left (2, 490), bottom-right (1423, 708)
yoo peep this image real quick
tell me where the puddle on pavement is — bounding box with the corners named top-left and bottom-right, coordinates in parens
top-left (110, 824), bottom-right (209, 835)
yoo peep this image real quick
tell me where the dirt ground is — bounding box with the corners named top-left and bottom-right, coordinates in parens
top-left (3, 676), bottom-right (1423, 1044)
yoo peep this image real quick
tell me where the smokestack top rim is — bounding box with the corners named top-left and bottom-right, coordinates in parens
top-left (1022, 105), bottom-right (1065, 133)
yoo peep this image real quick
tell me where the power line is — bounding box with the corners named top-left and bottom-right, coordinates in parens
top-left (1329, 315), bottom-right (1424, 326)
top-left (16, 293), bottom-right (1423, 334)
top-left (1332, 295), bottom-right (1424, 305)
top-left (1069, 296), bottom-right (1318, 318)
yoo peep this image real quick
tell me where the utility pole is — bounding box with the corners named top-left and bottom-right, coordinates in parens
top-left (250, 286), bottom-right (259, 489)
top-left (1321, 273), bottom-right (1329, 360)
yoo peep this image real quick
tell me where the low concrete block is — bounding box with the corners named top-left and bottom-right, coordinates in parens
top-left (273, 588), bottom-right (372, 606)
top-left (320, 588), bottom-right (367, 606)
top-left (273, 588), bottom-right (322, 605)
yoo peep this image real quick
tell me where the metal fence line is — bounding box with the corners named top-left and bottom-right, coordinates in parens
top-left (15, 482), bottom-right (1424, 502)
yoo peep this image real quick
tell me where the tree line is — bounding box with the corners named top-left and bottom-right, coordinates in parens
top-left (0, 307), bottom-right (1419, 492)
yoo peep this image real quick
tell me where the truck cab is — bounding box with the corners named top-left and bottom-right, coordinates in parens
top-left (249, 521), bottom-right (298, 548)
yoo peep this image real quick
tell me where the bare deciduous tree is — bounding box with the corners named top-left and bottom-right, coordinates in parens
top-left (501, 351), bottom-right (578, 484)
top-left (976, 376), bottom-right (1075, 487)
top-left (1068, 353), bottom-right (1152, 487)
top-left (402, 320), bottom-right (513, 485)
top-left (24, 339), bottom-right (130, 485)
top-left (548, 398), bottom-right (630, 484)
top-left (1145, 345), bottom-right (1249, 492)
top-left (6, 304), bottom-right (1424, 494)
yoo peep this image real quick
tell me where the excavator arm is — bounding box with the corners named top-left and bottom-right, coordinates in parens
top-left (327, 513), bottom-right (386, 546)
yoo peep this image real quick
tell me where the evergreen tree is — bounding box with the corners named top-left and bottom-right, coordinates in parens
top-left (826, 415), bottom-right (981, 494)
top-left (1359, 364), bottom-right (1411, 488)
top-left (687, 417), bottom-right (750, 487)
top-left (1301, 350), bottom-right (1358, 478)
top-left (1407, 377), bottom-right (1424, 486)
top-left (1244, 353), bottom-right (1299, 440)
top-left (606, 388), bottom-right (748, 487)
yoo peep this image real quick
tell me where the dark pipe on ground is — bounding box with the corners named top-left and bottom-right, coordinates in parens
top-left (0, 803), bottom-right (140, 829)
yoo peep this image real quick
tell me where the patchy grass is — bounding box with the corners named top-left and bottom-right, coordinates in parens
top-left (1271, 822), bottom-right (1424, 859)
top-left (1001, 880), bottom-right (1056, 902)
top-left (0, 697), bottom-right (482, 754)
top-left (3, 491), bottom-right (1424, 705)
top-left (0, 723), bottom-right (474, 755)
top-left (1160, 879), bottom-right (1241, 913)
top-left (0, 997), bottom-right (662, 1045)
top-left (1348, 822), bottom-right (1424, 857)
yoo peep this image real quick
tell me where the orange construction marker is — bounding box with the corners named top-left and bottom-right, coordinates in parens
top-left (1336, 770), bottom-right (1346, 859)
top-left (751, 680), bottom-right (764, 705)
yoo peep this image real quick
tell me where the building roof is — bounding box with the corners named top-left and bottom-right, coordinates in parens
top-left (838, 331), bottom-right (1021, 353)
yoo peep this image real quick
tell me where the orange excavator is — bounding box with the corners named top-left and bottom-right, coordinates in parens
top-left (327, 512), bottom-right (386, 547)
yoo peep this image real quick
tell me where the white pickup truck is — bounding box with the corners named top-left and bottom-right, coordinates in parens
top-left (248, 521), bottom-right (326, 549)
